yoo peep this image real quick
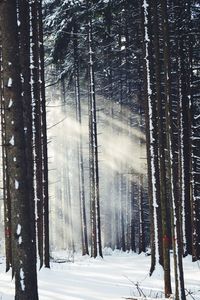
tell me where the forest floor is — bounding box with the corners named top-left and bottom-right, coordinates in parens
top-left (0, 250), bottom-right (200, 300)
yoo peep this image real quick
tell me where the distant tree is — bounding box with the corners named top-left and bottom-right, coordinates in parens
top-left (87, 2), bottom-right (103, 258)
top-left (73, 19), bottom-right (89, 256)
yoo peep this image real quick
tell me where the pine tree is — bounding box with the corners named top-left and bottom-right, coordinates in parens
top-left (0, 0), bottom-right (39, 298)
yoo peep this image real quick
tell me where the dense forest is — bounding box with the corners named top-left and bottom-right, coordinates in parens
top-left (0, 0), bottom-right (199, 299)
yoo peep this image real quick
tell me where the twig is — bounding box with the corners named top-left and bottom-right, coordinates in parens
top-left (185, 288), bottom-right (196, 300)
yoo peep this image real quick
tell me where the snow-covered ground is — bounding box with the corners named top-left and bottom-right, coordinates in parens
top-left (0, 250), bottom-right (200, 300)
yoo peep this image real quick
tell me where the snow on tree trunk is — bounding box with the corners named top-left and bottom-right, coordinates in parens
top-left (143, 0), bottom-right (160, 267)
top-left (88, 12), bottom-right (102, 258)
top-left (0, 0), bottom-right (39, 298)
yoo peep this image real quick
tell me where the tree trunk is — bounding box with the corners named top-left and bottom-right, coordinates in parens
top-left (141, 0), bottom-right (161, 274)
top-left (0, 0), bottom-right (38, 298)
top-left (38, 0), bottom-right (50, 268)
top-left (0, 30), bottom-right (12, 272)
top-left (73, 21), bottom-right (89, 256)
top-left (88, 9), bottom-right (103, 258)
top-left (151, 0), bottom-right (172, 296)
top-left (31, 0), bottom-right (44, 269)
top-left (161, 0), bottom-right (186, 298)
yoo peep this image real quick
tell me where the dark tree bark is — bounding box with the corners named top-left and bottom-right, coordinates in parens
top-left (73, 20), bottom-right (89, 256)
top-left (130, 179), bottom-right (136, 252)
top-left (151, 0), bottom-right (172, 296)
top-left (18, 0), bottom-right (37, 274)
top-left (87, 5), bottom-right (103, 258)
top-left (31, 0), bottom-right (44, 269)
top-left (141, 0), bottom-right (162, 275)
top-left (138, 174), bottom-right (145, 254)
top-left (0, 0), bottom-right (38, 298)
top-left (161, 0), bottom-right (186, 298)
top-left (0, 29), bottom-right (12, 272)
top-left (38, 0), bottom-right (50, 268)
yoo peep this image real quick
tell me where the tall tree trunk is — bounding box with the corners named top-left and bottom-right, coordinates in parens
top-left (17, 0), bottom-right (38, 286)
top-left (0, 30), bottom-right (12, 272)
top-left (0, 0), bottom-right (38, 298)
top-left (161, 0), bottom-right (186, 298)
top-left (73, 21), bottom-right (89, 256)
top-left (151, 0), bottom-right (172, 296)
top-left (31, 0), bottom-right (44, 269)
top-left (141, 0), bottom-right (161, 274)
top-left (38, 0), bottom-right (50, 268)
top-left (88, 9), bottom-right (103, 258)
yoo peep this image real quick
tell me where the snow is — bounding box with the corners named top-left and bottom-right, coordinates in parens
top-left (19, 268), bottom-right (25, 291)
top-left (9, 136), bottom-right (14, 146)
top-left (16, 224), bottom-right (21, 235)
top-left (0, 251), bottom-right (199, 300)
top-left (15, 180), bottom-right (19, 190)
top-left (8, 99), bottom-right (13, 108)
top-left (7, 78), bottom-right (12, 88)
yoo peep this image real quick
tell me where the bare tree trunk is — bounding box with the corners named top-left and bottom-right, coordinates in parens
top-left (151, 1), bottom-right (172, 296)
top-left (30, 0), bottom-right (44, 269)
top-left (73, 21), bottom-right (89, 256)
top-left (130, 178), bottom-right (136, 252)
top-left (141, 0), bottom-right (161, 275)
top-left (38, 0), bottom-right (50, 268)
top-left (88, 10), bottom-right (103, 258)
top-left (0, 0), bottom-right (38, 298)
top-left (17, 0), bottom-right (38, 287)
top-left (161, 0), bottom-right (186, 298)
top-left (0, 32), bottom-right (12, 272)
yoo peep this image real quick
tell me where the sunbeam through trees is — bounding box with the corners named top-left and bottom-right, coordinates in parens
top-left (0, 0), bottom-right (199, 299)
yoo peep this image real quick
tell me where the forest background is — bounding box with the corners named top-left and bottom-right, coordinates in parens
top-left (0, 0), bottom-right (199, 300)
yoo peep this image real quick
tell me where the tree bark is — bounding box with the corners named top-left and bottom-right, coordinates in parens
top-left (0, 0), bottom-right (38, 298)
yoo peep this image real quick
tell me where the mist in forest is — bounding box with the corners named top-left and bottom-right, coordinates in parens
top-left (47, 85), bottom-right (147, 253)
top-left (0, 85), bottom-right (148, 256)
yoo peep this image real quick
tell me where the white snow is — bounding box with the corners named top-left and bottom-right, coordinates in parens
top-left (0, 251), bottom-right (199, 300)
top-left (19, 268), bottom-right (25, 291)
top-left (15, 180), bottom-right (19, 190)
top-left (7, 78), bottom-right (12, 88)
top-left (8, 99), bottom-right (13, 108)
top-left (9, 136), bottom-right (14, 146)
top-left (16, 224), bottom-right (21, 235)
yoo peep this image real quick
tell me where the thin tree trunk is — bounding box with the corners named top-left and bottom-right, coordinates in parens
top-left (141, 0), bottom-right (161, 274)
top-left (31, 0), bottom-right (44, 269)
top-left (161, 0), bottom-right (186, 298)
top-left (88, 11), bottom-right (103, 258)
top-left (73, 21), bottom-right (89, 256)
top-left (38, 0), bottom-right (50, 268)
top-left (0, 32), bottom-right (12, 272)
